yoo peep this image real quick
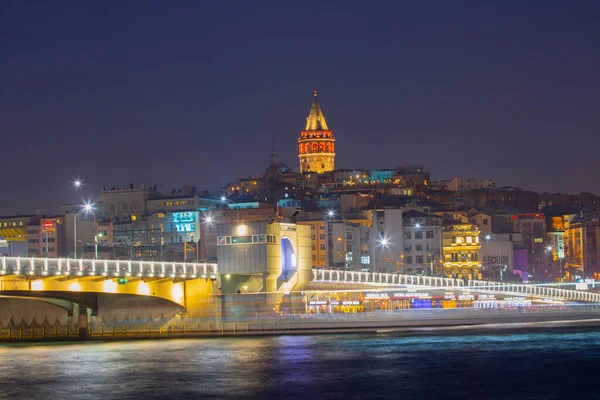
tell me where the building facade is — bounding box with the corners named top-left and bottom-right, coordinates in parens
top-left (564, 220), bottom-right (600, 280)
top-left (26, 216), bottom-right (66, 258)
top-left (400, 210), bottom-right (443, 276)
top-left (298, 89), bottom-right (335, 174)
top-left (443, 224), bottom-right (482, 279)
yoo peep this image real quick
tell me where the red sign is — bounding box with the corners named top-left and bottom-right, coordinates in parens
top-left (43, 221), bottom-right (54, 228)
top-left (510, 214), bottom-right (543, 220)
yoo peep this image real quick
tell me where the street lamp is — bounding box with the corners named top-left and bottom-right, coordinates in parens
top-left (74, 202), bottom-right (94, 258)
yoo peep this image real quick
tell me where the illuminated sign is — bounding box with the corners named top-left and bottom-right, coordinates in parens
top-left (175, 223), bottom-right (195, 232)
top-left (484, 255), bottom-right (509, 268)
top-left (308, 301), bottom-right (327, 306)
top-left (392, 292), bottom-right (430, 299)
top-left (342, 300), bottom-right (361, 306)
top-left (365, 292), bottom-right (389, 299)
top-left (43, 221), bottom-right (54, 228)
top-left (173, 212), bottom-right (194, 223)
top-left (510, 214), bottom-right (544, 220)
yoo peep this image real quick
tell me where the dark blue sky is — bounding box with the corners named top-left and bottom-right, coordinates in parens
top-left (2, 1), bottom-right (599, 214)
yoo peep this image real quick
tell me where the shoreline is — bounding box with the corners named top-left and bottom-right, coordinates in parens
top-left (2, 316), bottom-right (600, 344)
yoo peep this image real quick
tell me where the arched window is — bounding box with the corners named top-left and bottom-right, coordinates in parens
top-left (305, 143), bottom-right (310, 153)
top-left (312, 142), bottom-right (318, 152)
top-left (319, 143), bottom-right (326, 152)
top-left (298, 144), bottom-right (303, 154)
top-left (331, 144), bottom-right (335, 153)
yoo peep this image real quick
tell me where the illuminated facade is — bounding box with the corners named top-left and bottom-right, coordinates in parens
top-left (443, 224), bottom-right (482, 279)
top-left (564, 220), bottom-right (600, 280)
top-left (298, 89), bottom-right (335, 174)
top-left (216, 221), bottom-right (312, 293)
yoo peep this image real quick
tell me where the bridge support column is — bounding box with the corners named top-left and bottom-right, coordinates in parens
top-left (70, 303), bottom-right (89, 337)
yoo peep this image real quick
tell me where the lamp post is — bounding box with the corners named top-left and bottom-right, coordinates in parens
top-left (72, 178), bottom-right (98, 259)
top-left (74, 203), bottom-right (94, 258)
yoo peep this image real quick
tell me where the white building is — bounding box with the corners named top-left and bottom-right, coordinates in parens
top-left (400, 210), bottom-right (443, 275)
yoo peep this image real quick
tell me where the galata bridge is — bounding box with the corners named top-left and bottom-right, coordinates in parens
top-left (1, 256), bottom-right (599, 337)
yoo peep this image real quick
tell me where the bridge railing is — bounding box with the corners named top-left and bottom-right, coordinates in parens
top-left (312, 269), bottom-right (464, 287)
top-left (468, 280), bottom-right (600, 303)
top-left (0, 256), bottom-right (218, 279)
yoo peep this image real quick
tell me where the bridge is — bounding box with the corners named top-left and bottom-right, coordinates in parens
top-left (311, 268), bottom-right (600, 303)
top-left (1, 257), bottom-right (599, 304)
top-left (2, 256), bottom-right (600, 339)
top-left (0, 257), bottom-right (218, 279)
top-left (0, 257), bottom-right (219, 325)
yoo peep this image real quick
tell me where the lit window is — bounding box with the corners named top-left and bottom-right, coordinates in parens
top-left (131, 215), bottom-right (137, 221)
top-left (466, 236), bottom-right (472, 244)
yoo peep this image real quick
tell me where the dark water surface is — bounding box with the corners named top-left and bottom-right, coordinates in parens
top-left (1, 330), bottom-right (598, 399)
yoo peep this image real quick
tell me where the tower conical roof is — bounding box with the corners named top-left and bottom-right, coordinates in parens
top-left (305, 89), bottom-right (329, 131)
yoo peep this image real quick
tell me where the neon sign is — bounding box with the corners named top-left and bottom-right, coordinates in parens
top-left (175, 223), bottom-right (195, 232)
top-left (173, 212), bottom-right (194, 223)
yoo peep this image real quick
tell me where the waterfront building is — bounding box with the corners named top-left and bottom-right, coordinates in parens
top-left (26, 216), bottom-right (66, 258)
top-left (564, 220), bottom-right (600, 280)
top-left (400, 210), bottom-right (443, 276)
top-left (494, 213), bottom-right (548, 280)
top-left (298, 89), bottom-right (335, 174)
top-left (327, 221), bottom-right (371, 270)
top-left (370, 209), bottom-right (404, 273)
top-left (443, 223), bottom-right (482, 279)
top-left (480, 236), bottom-right (515, 281)
top-left (0, 214), bottom-right (35, 256)
top-left (297, 211), bottom-right (371, 269)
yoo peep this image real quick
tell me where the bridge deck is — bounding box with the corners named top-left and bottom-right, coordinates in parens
top-left (0, 257), bottom-right (218, 280)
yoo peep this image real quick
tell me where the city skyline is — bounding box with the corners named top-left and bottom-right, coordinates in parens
top-left (2, 1), bottom-right (600, 214)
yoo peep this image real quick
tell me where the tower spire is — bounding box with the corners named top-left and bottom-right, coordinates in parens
top-left (298, 88), bottom-right (336, 174)
top-left (305, 88), bottom-right (328, 131)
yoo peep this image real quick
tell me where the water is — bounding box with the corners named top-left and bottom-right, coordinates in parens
top-left (1, 329), bottom-right (599, 399)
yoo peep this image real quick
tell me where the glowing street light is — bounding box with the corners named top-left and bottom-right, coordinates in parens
top-left (220, 196), bottom-right (227, 202)
top-left (379, 237), bottom-right (390, 248)
top-left (327, 209), bottom-right (335, 218)
top-left (73, 179), bottom-right (82, 188)
top-left (485, 234), bottom-right (492, 241)
top-left (74, 202), bottom-right (95, 259)
top-left (414, 222), bottom-right (421, 229)
top-left (204, 215), bottom-right (214, 224)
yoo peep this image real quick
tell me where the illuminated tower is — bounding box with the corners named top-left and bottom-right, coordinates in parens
top-left (298, 89), bottom-right (335, 174)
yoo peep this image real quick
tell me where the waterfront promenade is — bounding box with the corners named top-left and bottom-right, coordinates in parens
top-left (2, 306), bottom-right (599, 342)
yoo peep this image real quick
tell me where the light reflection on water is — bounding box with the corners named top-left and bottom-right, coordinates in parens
top-left (1, 331), bottom-right (599, 399)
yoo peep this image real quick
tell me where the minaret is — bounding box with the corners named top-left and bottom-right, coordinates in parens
top-left (298, 89), bottom-right (335, 174)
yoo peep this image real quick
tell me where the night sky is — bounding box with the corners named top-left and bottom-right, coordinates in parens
top-left (2, 1), bottom-right (599, 214)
